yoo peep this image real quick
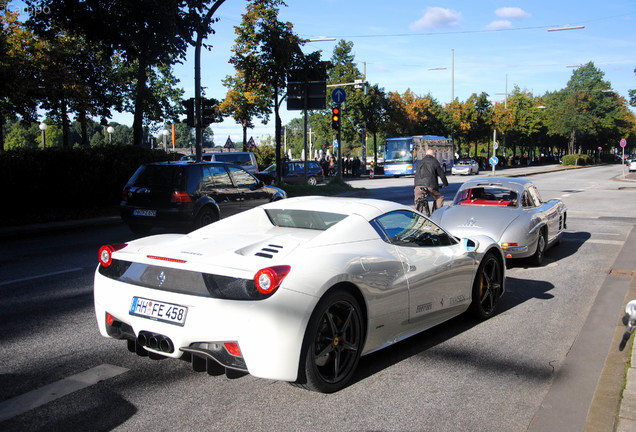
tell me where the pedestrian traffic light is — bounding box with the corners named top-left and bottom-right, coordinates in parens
top-left (331, 107), bottom-right (340, 130)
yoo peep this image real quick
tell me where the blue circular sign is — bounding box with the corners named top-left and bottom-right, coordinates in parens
top-left (489, 156), bottom-right (499, 165)
top-left (332, 88), bottom-right (346, 104)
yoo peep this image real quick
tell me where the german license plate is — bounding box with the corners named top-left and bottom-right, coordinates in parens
top-left (129, 297), bottom-right (187, 326)
top-left (133, 209), bottom-right (156, 217)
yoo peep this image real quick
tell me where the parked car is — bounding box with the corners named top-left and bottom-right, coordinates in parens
top-left (257, 160), bottom-right (325, 185)
top-left (451, 158), bottom-right (480, 175)
top-left (95, 196), bottom-right (505, 393)
top-left (430, 177), bottom-right (567, 266)
top-left (120, 161), bottom-right (286, 235)
top-left (629, 160), bottom-right (636, 172)
top-left (180, 152), bottom-right (258, 173)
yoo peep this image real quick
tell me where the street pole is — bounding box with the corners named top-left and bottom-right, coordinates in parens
top-left (194, 0), bottom-right (226, 162)
top-left (337, 104), bottom-right (342, 181)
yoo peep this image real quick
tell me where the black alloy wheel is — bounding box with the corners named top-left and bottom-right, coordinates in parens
top-left (469, 252), bottom-right (504, 319)
top-left (297, 291), bottom-right (363, 393)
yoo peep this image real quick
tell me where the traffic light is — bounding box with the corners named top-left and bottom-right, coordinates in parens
top-left (201, 98), bottom-right (220, 127)
top-left (183, 98), bottom-right (194, 127)
top-left (331, 106), bottom-right (340, 130)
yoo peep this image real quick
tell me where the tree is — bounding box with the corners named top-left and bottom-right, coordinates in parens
top-left (0, 3), bottom-right (41, 150)
top-left (220, 70), bottom-right (270, 151)
top-left (229, 0), bottom-right (318, 184)
top-left (27, 0), bottom-right (202, 146)
top-left (544, 62), bottom-right (626, 154)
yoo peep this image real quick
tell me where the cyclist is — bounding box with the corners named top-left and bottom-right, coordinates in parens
top-left (414, 149), bottom-right (448, 211)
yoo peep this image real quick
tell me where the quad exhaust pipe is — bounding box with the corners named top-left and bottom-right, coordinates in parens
top-left (137, 331), bottom-right (174, 353)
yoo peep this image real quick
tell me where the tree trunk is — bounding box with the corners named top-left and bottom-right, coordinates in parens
top-left (569, 128), bottom-right (576, 154)
top-left (79, 109), bottom-right (88, 147)
top-left (0, 112), bottom-right (4, 152)
top-left (61, 98), bottom-right (69, 148)
top-left (133, 55), bottom-right (148, 147)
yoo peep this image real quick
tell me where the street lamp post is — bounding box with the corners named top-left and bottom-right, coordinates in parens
top-left (107, 126), bottom-right (114, 144)
top-left (162, 129), bottom-right (169, 151)
top-left (39, 122), bottom-right (47, 149)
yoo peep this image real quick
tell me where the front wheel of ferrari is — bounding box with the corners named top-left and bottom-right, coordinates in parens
top-left (296, 291), bottom-right (363, 393)
top-left (469, 252), bottom-right (504, 319)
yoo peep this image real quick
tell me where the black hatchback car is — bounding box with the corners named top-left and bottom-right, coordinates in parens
top-left (257, 160), bottom-right (325, 186)
top-left (120, 161), bottom-right (286, 235)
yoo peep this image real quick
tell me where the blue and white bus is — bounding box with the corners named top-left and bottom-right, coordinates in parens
top-left (383, 135), bottom-right (454, 176)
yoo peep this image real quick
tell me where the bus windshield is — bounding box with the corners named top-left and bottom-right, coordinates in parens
top-left (385, 139), bottom-right (413, 163)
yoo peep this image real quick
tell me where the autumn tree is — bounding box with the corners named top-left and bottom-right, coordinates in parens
top-left (220, 70), bottom-right (271, 151)
top-left (229, 0), bottom-right (319, 183)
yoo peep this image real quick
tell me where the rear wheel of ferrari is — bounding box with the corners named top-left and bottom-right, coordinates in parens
top-left (297, 291), bottom-right (363, 393)
top-left (469, 252), bottom-right (503, 319)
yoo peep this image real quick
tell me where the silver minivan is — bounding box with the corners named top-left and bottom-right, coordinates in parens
top-left (181, 151), bottom-right (258, 173)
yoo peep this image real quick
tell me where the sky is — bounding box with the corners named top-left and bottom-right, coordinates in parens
top-left (92, 1), bottom-right (636, 143)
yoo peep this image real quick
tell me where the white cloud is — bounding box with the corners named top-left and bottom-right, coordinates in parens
top-left (486, 20), bottom-right (513, 30)
top-left (494, 7), bottom-right (530, 19)
top-left (410, 7), bottom-right (462, 30)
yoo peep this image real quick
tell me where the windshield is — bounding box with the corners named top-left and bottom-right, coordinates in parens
top-left (454, 186), bottom-right (518, 207)
top-left (384, 139), bottom-right (413, 163)
top-left (265, 209), bottom-right (347, 230)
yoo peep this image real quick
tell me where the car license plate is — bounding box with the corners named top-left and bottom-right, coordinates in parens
top-left (129, 297), bottom-right (187, 326)
top-left (133, 209), bottom-right (156, 217)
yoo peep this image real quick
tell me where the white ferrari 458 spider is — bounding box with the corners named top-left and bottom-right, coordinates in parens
top-left (94, 196), bottom-right (505, 393)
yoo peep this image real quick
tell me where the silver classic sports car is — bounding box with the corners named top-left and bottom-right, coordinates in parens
top-left (430, 177), bottom-right (567, 266)
top-left (95, 197), bottom-right (505, 393)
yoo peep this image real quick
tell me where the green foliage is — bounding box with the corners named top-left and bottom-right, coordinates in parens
top-left (0, 146), bottom-right (178, 225)
top-left (561, 154), bottom-right (594, 166)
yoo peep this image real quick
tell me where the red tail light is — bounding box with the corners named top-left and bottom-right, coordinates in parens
top-left (171, 190), bottom-right (192, 203)
top-left (254, 265), bottom-right (291, 295)
top-left (98, 243), bottom-right (127, 267)
top-left (224, 342), bottom-right (242, 357)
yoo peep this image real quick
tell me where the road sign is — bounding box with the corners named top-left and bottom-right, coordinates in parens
top-left (489, 156), bottom-right (499, 165)
top-left (333, 139), bottom-right (339, 148)
top-left (493, 142), bottom-right (499, 150)
top-left (621, 139), bottom-right (627, 148)
top-left (332, 88), bottom-right (346, 104)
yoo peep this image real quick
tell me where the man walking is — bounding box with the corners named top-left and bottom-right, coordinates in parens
top-left (414, 148), bottom-right (448, 210)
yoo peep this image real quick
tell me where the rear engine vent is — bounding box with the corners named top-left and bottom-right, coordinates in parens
top-left (255, 244), bottom-right (283, 259)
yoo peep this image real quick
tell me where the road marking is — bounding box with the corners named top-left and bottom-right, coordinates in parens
top-left (0, 267), bottom-right (84, 287)
top-left (585, 239), bottom-right (625, 245)
top-left (0, 364), bottom-right (128, 422)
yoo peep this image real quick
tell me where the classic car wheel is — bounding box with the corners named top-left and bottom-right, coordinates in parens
top-left (469, 252), bottom-right (503, 319)
top-left (531, 229), bottom-right (547, 266)
top-left (298, 291), bottom-right (363, 393)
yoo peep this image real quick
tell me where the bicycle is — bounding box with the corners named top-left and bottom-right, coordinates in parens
top-left (415, 186), bottom-right (437, 217)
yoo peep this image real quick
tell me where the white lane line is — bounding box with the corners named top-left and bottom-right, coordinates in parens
top-left (0, 364), bottom-right (129, 422)
top-left (0, 268), bottom-right (85, 287)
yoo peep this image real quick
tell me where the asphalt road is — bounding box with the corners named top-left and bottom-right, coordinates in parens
top-left (1, 164), bottom-right (635, 431)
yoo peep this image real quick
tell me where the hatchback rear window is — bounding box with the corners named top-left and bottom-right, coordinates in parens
top-left (213, 153), bottom-right (253, 166)
top-left (129, 165), bottom-right (186, 189)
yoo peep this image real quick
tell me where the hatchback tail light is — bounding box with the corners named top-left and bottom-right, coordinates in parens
top-left (171, 190), bottom-right (192, 203)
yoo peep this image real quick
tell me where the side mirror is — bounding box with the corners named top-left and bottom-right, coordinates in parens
top-left (462, 238), bottom-right (478, 253)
